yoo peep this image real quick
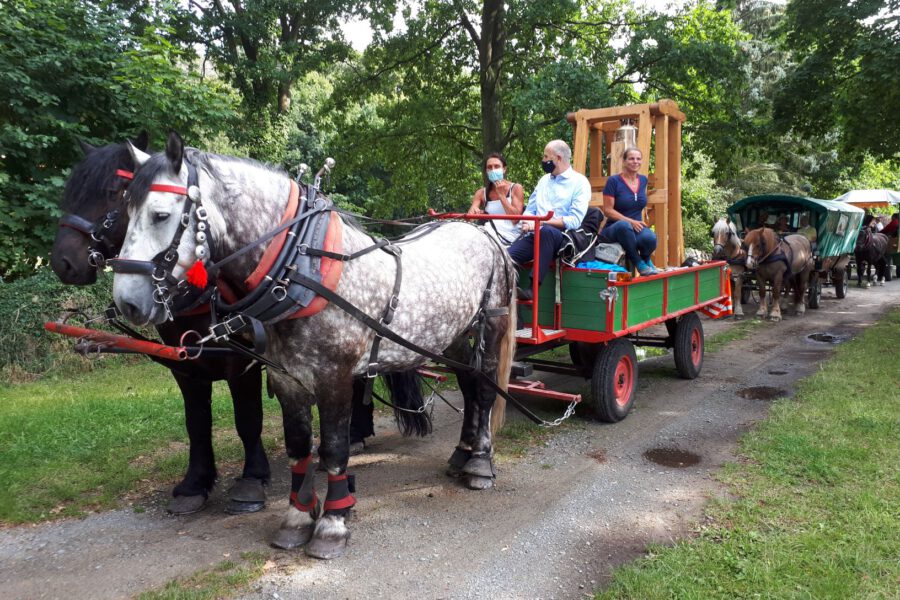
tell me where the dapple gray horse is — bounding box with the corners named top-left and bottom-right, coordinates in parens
top-left (110, 133), bottom-right (516, 559)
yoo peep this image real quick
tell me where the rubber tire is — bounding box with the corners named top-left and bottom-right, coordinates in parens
top-left (834, 271), bottom-right (848, 299)
top-left (740, 283), bottom-right (752, 305)
top-left (807, 277), bottom-right (821, 309)
top-left (590, 339), bottom-right (638, 423)
top-left (673, 312), bottom-right (704, 380)
top-left (885, 264), bottom-right (893, 282)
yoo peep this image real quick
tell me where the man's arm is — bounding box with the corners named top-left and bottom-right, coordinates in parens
top-left (560, 174), bottom-right (591, 230)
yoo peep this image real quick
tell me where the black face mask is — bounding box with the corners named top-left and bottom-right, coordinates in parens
top-left (541, 159), bottom-right (555, 174)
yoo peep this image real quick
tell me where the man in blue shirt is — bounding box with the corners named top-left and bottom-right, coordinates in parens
top-left (507, 139), bottom-right (591, 300)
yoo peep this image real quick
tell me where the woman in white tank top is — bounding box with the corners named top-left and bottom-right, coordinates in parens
top-left (466, 152), bottom-right (525, 245)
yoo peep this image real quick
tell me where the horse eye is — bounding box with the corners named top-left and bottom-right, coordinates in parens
top-left (153, 212), bottom-right (171, 224)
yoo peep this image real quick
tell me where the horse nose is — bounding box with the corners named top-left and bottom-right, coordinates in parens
top-left (118, 300), bottom-right (145, 324)
top-left (50, 252), bottom-right (94, 285)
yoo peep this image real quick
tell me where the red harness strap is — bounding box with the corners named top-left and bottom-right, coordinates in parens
top-left (242, 180), bottom-right (344, 319)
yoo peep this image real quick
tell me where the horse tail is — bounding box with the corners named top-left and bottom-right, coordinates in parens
top-left (490, 256), bottom-right (517, 436)
top-left (383, 370), bottom-right (432, 437)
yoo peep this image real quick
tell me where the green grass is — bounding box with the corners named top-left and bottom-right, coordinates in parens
top-left (138, 551), bottom-right (272, 600)
top-left (596, 307), bottom-right (900, 599)
top-left (0, 360), bottom-right (283, 523)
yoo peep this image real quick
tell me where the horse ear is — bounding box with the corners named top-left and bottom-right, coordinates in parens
top-left (127, 140), bottom-right (151, 169)
top-left (78, 139), bottom-right (96, 156)
top-left (132, 130), bottom-right (149, 152)
top-left (165, 131), bottom-right (184, 174)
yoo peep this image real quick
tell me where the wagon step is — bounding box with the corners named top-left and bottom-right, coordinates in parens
top-left (515, 327), bottom-right (566, 344)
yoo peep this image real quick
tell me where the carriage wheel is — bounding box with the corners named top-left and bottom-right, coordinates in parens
top-left (886, 263), bottom-right (894, 282)
top-left (834, 270), bottom-right (848, 299)
top-left (673, 312), bottom-right (704, 380)
top-left (590, 339), bottom-right (637, 423)
top-left (808, 276), bottom-right (822, 309)
top-left (740, 282), bottom-right (752, 304)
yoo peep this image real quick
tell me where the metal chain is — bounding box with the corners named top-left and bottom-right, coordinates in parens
top-left (537, 397), bottom-right (580, 428)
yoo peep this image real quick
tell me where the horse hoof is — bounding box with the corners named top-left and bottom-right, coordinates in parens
top-left (462, 455), bottom-right (496, 478)
top-left (446, 465), bottom-right (465, 477)
top-left (466, 475), bottom-right (494, 490)
top-left (225, 478), bottom-right (266, 514)
top-left (271, 524), bottom-right (314, 550)
top-left (167, 494), bottom-right (207, 515)
top-left (305, 524), bottom-right (350, 559)
top-left (769, 315), bottom-right (782, 322)
top-left (446, 447), bottom-right (472, 477)
top-left (227, 477), bottom-right (266, 502)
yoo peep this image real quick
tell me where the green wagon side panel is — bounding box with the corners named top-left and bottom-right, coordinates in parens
top-left (698, 267), bottom-right (721, 302)
top-left (560, 270), bottom-right (609, 331)
top-left (667, 272), bottom-right (697, 313)
top-left (518, 267), bottom-right (556, 328)
top-left (624, 278), bottom-right (664, 328)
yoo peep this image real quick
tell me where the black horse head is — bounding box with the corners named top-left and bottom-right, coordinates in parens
top-left (50, 133), bottom-right (148, 284)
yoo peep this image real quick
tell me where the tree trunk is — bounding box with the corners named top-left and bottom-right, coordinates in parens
top-left (480, 0), bottom-right (506, 158)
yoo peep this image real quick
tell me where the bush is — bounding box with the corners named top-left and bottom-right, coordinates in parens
top-left (0, 269), bottom-right (123, 382)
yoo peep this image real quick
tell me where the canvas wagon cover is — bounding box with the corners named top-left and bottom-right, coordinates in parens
top-left (727, 194), bottom-right (864, 257)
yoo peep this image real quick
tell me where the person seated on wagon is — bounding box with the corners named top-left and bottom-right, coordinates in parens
top-left (882, 213), bottom-right (899, 237)
top-left (797, 214), bottom-right (817, 242)
top-left (467, 152), bottom-right (525, 245)
top-left (507, 139), bottom-right (591, 300)
top-left (597, 147), bottom-right (659, 276)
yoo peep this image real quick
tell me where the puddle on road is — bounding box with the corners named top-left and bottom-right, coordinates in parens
top-left (642, 448), bottom-right (701, 468)
top-left (767, 370), bottom-right (788, 375)
top-left (807, 332), bottom-right (849, 344)
top-left (737, 386), bottom-right (786, 400)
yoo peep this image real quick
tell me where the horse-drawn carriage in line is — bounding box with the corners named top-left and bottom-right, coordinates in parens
top-left (836, 189), bottom-right (900, 284)
top-left (725, 194), bottom-right (864, 309)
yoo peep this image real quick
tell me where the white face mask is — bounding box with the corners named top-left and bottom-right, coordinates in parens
top-left (487, 168), bottom-right (504, 182)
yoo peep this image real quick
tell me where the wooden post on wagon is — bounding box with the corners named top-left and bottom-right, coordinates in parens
top-left (567, 100), bottom-right (686, 267)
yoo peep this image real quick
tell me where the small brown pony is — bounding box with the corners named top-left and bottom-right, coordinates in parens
top-left (744, 226), bottom-right (813, 321)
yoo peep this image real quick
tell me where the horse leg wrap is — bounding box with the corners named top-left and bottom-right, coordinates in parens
top-left (323, 473), bottom-right (356, 513)
top-left (462, 452), bottom-right (496, 478)
top-left (289, 455), bottom-right (318, 513)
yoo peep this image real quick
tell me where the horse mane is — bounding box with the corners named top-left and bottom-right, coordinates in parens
top-left (127, 148), bottom-right (286, 209)
top-left (61, 143), bottom-right (132, 211)
top-left (712, 218), bottom-right (736, 238)
top-left (744, 225), bottom-right (776, 249)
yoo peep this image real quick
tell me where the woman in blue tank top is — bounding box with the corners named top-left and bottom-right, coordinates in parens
top-left (598, 147), bottom-right (659, 275)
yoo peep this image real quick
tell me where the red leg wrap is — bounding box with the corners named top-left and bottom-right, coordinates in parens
top-left (323, 473), bottom-right (356, 511)
top-left (289, 455), bottom-right (316, 512)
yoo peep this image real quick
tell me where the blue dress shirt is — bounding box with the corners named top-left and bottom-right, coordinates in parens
top-left (524, 167), bottom-right (591, 230)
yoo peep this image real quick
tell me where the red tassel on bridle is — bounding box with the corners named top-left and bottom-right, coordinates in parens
top-left (185, 260), bottom-right (208, 289)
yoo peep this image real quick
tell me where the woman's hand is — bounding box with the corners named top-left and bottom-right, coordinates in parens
top-left (631, 219), bottom-right (645, 233)
top-left (520, 220), bottom-right (535, 232)
top-left (467, 207), bottom-right (485, 215)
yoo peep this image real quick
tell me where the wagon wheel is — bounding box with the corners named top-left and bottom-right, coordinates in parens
top-left (740, 283), bottom-right (752, 305)
top-left (886, 263), bottom-right (893, 282)
top-left (833, 269), bottom-right (848, 299)
top-left (673, 312), bottom-right (704, 380)
top-left (590, 338), bottom-right (637, 423)
top-left (807, 275), bottom-right (822, 309)
top-left (569, 342), bottom-right (600, 379)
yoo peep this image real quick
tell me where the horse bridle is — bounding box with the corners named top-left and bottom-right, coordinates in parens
top-left (58, 169), bottom-right (133, 268)
top-left (713, 226), bottom-right (745, 263)
top-left (109, 159), bottom-right (211, 320)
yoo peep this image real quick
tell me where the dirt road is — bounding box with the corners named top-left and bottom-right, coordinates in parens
top-left (2, 280), bottom-right (898, 600)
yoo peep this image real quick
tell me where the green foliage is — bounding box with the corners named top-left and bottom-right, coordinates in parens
top-left (0, 269), bottom-right (117, 380)
top-left (681, 151), bottom-right (733, 250)
top-left (0, 0), bottom-right (238, 279)
top-left (774, 0), bottom-right (900, 158)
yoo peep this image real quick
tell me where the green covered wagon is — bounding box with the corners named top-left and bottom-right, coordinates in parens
top-left (727, 194), bottom-right (864, 307)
